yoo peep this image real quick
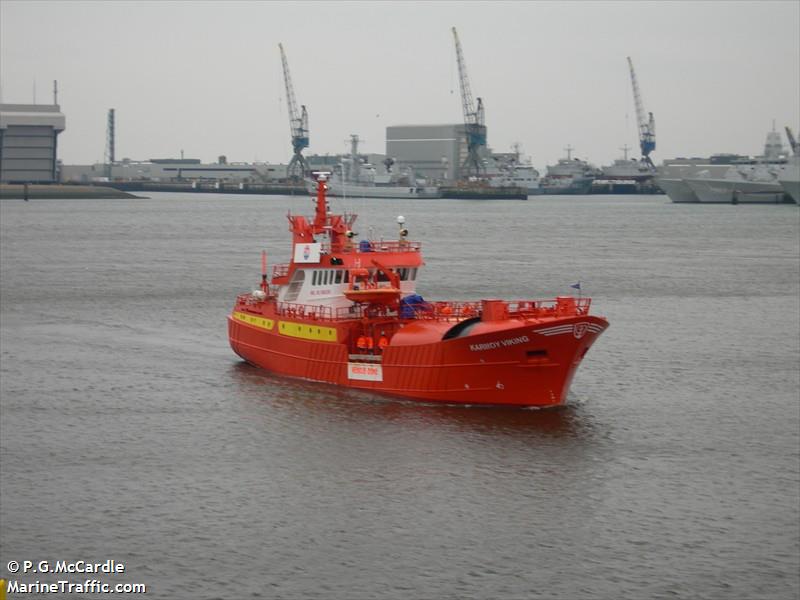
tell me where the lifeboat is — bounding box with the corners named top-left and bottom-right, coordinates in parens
top-left (343, 268), bottom-right (401, 305)
top-left (228, 174), bottom-right (609, 407)
top-left (343, 288), bottom-right (401, 305)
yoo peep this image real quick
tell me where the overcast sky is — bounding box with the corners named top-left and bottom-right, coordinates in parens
top-left (2, 0), bottom-right (798, 168)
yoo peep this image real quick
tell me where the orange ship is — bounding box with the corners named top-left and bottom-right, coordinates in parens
top-left (228, 175), bottom-right (608, 407)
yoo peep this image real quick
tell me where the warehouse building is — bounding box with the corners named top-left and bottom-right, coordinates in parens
top-left (386, 123), bottom-right (490, 182)
top-left (0, 103), bottom-right (66, 183)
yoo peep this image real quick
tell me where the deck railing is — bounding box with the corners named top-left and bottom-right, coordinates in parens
top-left (408, 297), bottom-right (592, 321)
top-left (331, 240), bottom-right (422, 254)
top-left (275, 301), bottom-right (334, 321)
top-left (235, 295), bottom-right (591, 322)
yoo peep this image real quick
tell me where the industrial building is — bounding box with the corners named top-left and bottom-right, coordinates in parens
top-left (386, 124), bottom-right (487, 182)
top-left (0, 103), bottom-right (66, 183)
top-left (61, 157), bottom-right (289, 184)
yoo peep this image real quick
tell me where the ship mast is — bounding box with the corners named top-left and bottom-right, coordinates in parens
top-left (287, 176), bottom-right (354, 249)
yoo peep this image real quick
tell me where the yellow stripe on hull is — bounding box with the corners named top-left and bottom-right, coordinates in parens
top-left (233, 312), bottom-right (275, 331)
top-left (279, 320), bottom-right (338, 342)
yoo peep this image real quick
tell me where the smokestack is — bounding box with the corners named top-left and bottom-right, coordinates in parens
top-left (105, 109), bottom-right (116, 178)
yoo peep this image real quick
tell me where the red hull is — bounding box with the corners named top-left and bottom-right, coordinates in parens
top-left (228, 304), bottom-right (607, 407)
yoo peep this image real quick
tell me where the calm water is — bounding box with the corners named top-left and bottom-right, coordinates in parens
top-left (1, 193), bottom-right (798, 599)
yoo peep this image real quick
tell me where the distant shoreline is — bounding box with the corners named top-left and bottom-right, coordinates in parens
top-left (0, 184), bottom-right (145, 200)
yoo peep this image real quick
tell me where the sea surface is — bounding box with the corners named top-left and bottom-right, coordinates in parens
top-left (1, 192), bottom-right (798, 599)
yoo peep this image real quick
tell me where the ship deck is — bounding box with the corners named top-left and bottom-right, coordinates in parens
top-left (235, 294), bottom-right (593, 324)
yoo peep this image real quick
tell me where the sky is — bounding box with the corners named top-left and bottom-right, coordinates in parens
top-left (1, 0), bottom-right (798, 169)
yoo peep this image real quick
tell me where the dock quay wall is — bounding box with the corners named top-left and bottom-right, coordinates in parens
top-left (98, 181), bottom-right (307, 196)
top-left (0, 184), bottom-right (140, 199)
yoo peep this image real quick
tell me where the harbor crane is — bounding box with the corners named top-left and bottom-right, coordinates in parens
top-left (627, 56), bottom-right (656, 169)
top-left (452, 27), bottom-right (487, 178)
top-left (785, 126), bottom-right (798, 156)
top-left (279, 43), bottom-right (309, 180)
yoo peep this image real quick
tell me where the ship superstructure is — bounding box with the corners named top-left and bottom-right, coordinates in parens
top-left (594, 145), bottom-right (658, 193)
top-left (600, 146), bottom-right (654, 180)
top-left (659, 126), bottom-right (796, 204)
top-left (304, 135), bottom-right (441, 199)
top-left (778, 127), bottom-right (800, 203)
top-left (486, 145), bottom-right (542, 194)
top-left (540, 146), bottom-right (600, 195)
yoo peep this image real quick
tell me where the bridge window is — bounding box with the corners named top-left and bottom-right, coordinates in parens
top-left (284, 270), bottom-right (305, 302)
top-left (335, 270), bottom-right (343, 284)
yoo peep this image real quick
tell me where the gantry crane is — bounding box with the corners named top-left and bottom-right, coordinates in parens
top-left (627, 56), bottom-right (656, 169)
top-left (452, 27), bottom-right (487, 178)
top-left (785, 126), bottom-right (798, 156)
top-left (279, 43), bottom-right (309, 180)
